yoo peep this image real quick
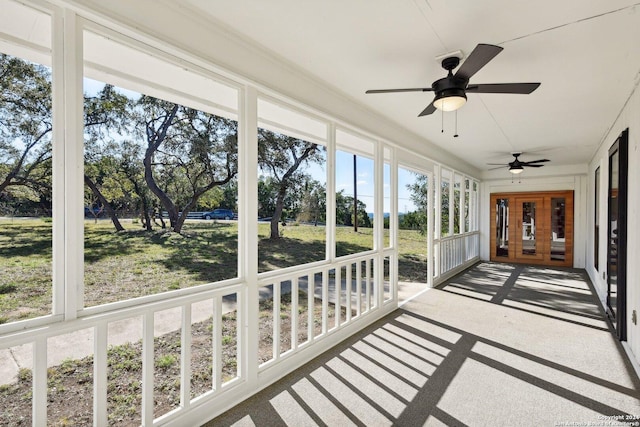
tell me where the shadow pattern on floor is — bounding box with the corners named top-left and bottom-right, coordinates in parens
top-left (205, 262), bottom-right (640, 427)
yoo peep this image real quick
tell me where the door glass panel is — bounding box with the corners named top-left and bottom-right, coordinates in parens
top-left (551, 198), bottom-right (566, 261)
top-left (594, 168), bottom-right (600, 270)
top-left (521, 202), bottom-right (536, 255)
top-left (608, 149), bottom-right (619, 319)
top-left (495, 198), bottom-right (509, 257)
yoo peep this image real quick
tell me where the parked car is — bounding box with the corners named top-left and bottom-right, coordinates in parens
top-left (84, 207), bottom-right (104, 217)
top-left (202, 209), bottom-right (235, 220)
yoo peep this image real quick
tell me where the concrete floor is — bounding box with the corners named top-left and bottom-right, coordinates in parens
top-left (206, 262), bottom-right (640, 426)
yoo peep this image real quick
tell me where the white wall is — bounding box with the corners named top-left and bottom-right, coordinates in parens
top-left (479, 165), bottom-right (588, 268)
top-left (587, 81), bottom-right (640, 361)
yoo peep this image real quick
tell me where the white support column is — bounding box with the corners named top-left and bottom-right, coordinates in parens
top-left (51, 3), bottom-right (65, 318)
top-left (434, 165), bottom-right (441, 277)
top-left (239, 85), bottom-right (259, 383)
top-left (374, 142), bottom-right (384, 308)
top-left (390, 147), bottom-right (399, 298)
top-left (459, 176), bottom-right (465, 234)
top-left (374, 142), bottom-right (384, 251)
top-left (449, 171), bottom-right (455, 238)
top-left (326, 123), bottom-right (337, 261)
top-left (63, 9), bottom-right (84, 319)
top-left (427, 171), bottom-right (434, 288)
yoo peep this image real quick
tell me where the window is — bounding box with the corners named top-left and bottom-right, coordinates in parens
top-left (440, 170), bottom-right (451, 238)
top-left (398, 166), bottom-right (430, 283)
top-left (453, 174), bottom-right (462, 234)
top-left (83, 29), bottom-right (239, 307)
top-left (383, 149), bottom-right (391, 248)
top-left (464, 178), bottom-right (470, 233)
top-left (257, 98), bottom-right (327, 271)
top-left (335, 129), bottom-right (375, 257)
top-left (0, 1), bottom-right (53, 325)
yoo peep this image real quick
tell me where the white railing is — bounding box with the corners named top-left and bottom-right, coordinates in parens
top-left (256, 252), bottom-right (393, 369)
top-left (0, 252), bottom-right (394, 426)
top-left (0, 284), bottom-right (244, 426)
top-left (438, 231), bottom-right (480, 278)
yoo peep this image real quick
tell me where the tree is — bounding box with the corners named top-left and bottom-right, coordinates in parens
top-left (83, 84), bottom-right (132, 231)
top-left (406, 173), bottom-right (429, 235)
top-left (257, 129), bottom-right (323, 239)
top-left (335, 190), bottom-right (371, 228)
top-left (1, 56), bottom-right (130, 229)
top-left (0, 54), bottom-right (52, 200)
top-left (297, 178), bottom-right (326, 225)
top-left (137, 96), bottom-right (238, 233)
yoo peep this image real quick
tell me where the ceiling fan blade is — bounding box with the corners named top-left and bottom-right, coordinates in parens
top-left (466, 83), bottom-right (541, 94)
top-left (454, 44), bottom-right (503, 81)
top-left (488, 166), bottom-right (507, 171)
top-left (521, 158), bottom-right (550, 164)
top-left (486, 163), bottom-right (509, 166)
top-left (418, 102), bottom-right (437, 116)
top-left (523, 164), bottom-right (544, 168)
top-left (366, 88), bottom-right (433, 94)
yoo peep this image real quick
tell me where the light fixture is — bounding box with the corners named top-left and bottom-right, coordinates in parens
top-left (433, 88), bottom-right (467, 112)
top-left (509, 165), bottom-right (524, 174)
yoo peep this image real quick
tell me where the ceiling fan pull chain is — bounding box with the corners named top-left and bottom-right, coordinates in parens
top-left (454, 110), bottom-right (459, 138)
top-left (441, 108), bottom-right (444, 133)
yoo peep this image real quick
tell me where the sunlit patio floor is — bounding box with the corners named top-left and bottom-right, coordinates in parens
top-left (206, 262), bottom-right (640, 426)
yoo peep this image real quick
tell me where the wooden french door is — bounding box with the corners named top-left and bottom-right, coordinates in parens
top-left (490, 191), bottom-right (573, 267)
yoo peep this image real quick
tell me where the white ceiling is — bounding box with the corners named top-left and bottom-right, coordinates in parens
top-left (182, 0), bottom-right (640, 174)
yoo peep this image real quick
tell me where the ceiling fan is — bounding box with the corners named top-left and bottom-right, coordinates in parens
top-left (365, 43), bottom-right (541, 116)
top-left (488, 153), bottom-right (550, 174)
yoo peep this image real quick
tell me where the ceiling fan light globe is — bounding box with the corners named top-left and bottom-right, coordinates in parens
top-left (433, 89), bottom-right (467, 112)
top-left (509, 166), bottom-right (524, 174)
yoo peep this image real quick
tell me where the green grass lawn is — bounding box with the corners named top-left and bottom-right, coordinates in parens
top-left (0, 218), bottom-right (427, 324)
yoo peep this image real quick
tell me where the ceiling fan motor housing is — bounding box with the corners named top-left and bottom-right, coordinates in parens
top-left (433, 56), bottom-right (469, 99)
